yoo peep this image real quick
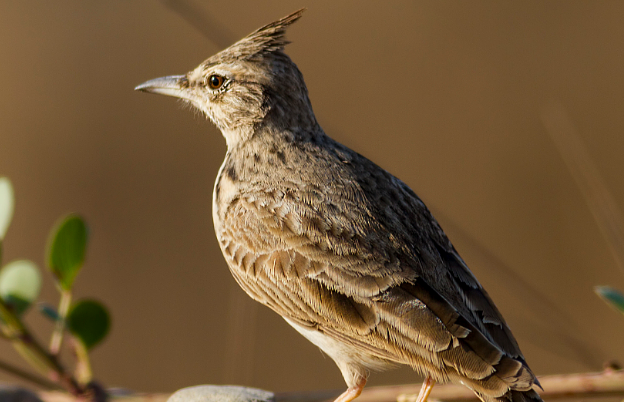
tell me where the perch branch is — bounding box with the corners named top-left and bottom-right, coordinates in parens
top-left (274, 369), bottom-right (624, 402)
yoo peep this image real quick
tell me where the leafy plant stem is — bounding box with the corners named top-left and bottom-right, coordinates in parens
top-left (49, 290), bottom-right (71, 356)
top-left (72, 337), bottom-right (93, 385)
top-left (0, 357), bottom-right (62, 390)
top-left (0, 297), bottom-right (83, 396)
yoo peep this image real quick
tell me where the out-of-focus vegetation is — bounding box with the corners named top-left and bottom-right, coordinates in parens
top-left (0, 177), bottom-right (110, 401)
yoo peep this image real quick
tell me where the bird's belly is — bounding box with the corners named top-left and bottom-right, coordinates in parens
top-left (283, 317), bottom-right (395, 374)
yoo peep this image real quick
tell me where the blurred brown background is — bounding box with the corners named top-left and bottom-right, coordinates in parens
top-left (1, 0), bottom-right (623, 395)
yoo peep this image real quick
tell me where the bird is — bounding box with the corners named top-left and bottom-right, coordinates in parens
top-left (135, 9), bottom-right (543, 402)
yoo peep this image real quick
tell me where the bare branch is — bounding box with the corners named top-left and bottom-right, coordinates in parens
top-left (158, 0), bottom-right (235, 48)
top-left (277, 369), bottom-right (624, 402)
top-left (21, 369), bottom-right (624, 402)
top-left (542, 101), bottom-right (624, 277)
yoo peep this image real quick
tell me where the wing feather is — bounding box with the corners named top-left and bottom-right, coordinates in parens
top-left (215, 141), bottom-right (537, 393)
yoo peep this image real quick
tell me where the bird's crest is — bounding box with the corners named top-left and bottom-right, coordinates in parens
top-left (212, 8), bottom-right (305, 62)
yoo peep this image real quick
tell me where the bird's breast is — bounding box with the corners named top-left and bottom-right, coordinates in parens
top-left (212, 158), bottom-right (240, 235)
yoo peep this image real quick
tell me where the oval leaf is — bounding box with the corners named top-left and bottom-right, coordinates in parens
top-left (595, 286), bottom-right (624, 314)
top-left (47, 215), bottom-right (88, 290)
top-left (67, 299), bottom-right (110, 350)
top-left (0, 177), bottom-right (14, 240)
top-left (0, 260), bottom-right (42, 315)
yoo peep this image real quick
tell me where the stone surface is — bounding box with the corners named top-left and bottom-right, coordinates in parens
top-left (0, 385), bottom-right (43, 402)
top-left (167, 385), bottom-right (274, 402)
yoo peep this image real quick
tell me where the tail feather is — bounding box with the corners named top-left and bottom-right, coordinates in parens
top-left (475, 388), bottom-right (543, 402)
top-left (501, 389), bottom-right (543, 402)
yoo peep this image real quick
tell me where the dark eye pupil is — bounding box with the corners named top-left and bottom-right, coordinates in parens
top-left (209, 75), bottom-right (223, 89)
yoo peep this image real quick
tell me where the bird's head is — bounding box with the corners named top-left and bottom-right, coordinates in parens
top-left (136, 9), bottom-right (316, 148)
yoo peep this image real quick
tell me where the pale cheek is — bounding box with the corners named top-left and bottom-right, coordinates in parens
top-left (188, 97), bottom-right (224, 130)
top-left (211, 107), bottom-right (232, 130)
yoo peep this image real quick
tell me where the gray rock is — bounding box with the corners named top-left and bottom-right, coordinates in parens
top-left (0, 386), bottom-right (42, 402)
top-left (167, 385), bottom-right (274, 402)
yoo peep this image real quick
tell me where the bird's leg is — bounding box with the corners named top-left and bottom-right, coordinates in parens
top-left (333, 377), bottom-right (367, 402)
top-left (415, 376), bottom-right (436, 402)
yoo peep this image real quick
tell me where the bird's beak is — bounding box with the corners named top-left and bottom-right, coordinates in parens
top-left (134, 75), bottom-right (188, 99)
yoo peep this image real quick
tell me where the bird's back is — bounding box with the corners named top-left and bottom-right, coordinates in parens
top-left (213, 127), bottom-right (542, 402)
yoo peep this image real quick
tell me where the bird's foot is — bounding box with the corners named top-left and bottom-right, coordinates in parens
top-left (333, 377), bottom-right (367, 402)
top-left (416, 376), bottom-right (436, 402)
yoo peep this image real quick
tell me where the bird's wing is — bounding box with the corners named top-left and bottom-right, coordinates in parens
top-left (217, 154), bottom-right (536, 392)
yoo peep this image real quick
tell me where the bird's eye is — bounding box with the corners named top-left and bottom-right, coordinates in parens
top-left (208, 75), bottom-right (225, 90)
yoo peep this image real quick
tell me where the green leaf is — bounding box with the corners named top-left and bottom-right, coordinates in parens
top-left (0, 177), bottom-right (14, 240)
top-left (47, 215), bottom-right (88, 290)
top-left (66, 299), bottom-right (110, 350)
top-left (595, 286), bottom-right (624, 314)
top-left (0, 260), bottom-right (42, 315)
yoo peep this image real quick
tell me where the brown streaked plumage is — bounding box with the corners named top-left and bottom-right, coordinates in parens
top-left (135, 9), bottom-right (543, 402)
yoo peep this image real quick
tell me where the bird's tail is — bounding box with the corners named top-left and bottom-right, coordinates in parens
top-left (489, 389), bottom-right (543, 402)
top-left (510, 389), bottom-right (543, 402)
top-left (476, 389), bottom-right (543, 402)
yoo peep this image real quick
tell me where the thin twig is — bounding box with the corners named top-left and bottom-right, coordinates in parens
top-left (223, 286), bottom-right (258, 383)
top-left (0, 358), bottom-right (63, 391)
top-left (0, 298), bottom-right (83, 396)
top-left (158, 0), bottom-right (235, 48)
top-left (542, 101), bottom-right (624, 277)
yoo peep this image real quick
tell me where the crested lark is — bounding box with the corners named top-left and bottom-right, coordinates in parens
top-left (136, 9), bottom-right (543, 402)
